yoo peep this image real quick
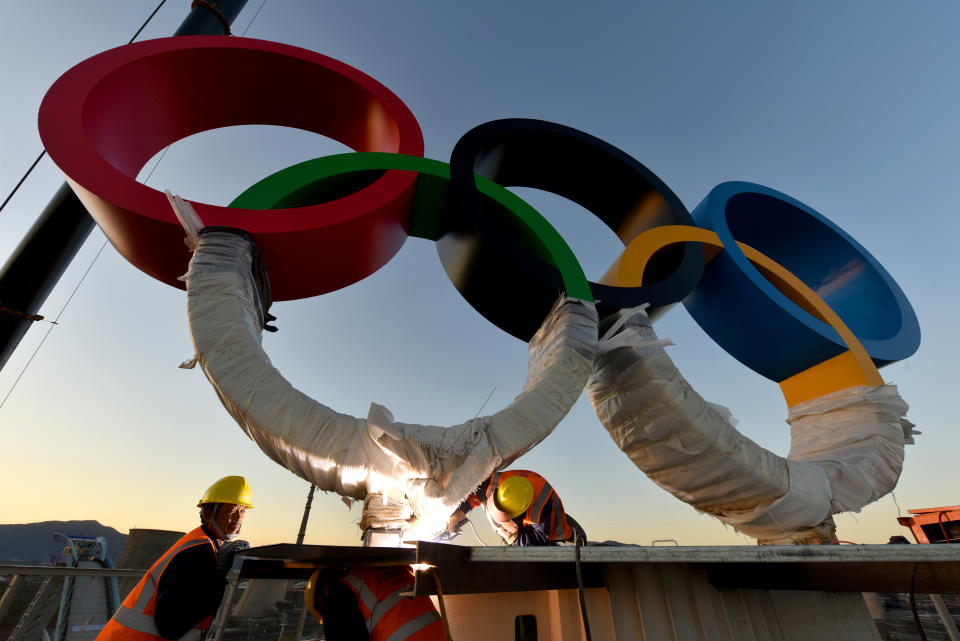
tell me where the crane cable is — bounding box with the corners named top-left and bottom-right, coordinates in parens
top-left (0, 0), bottom-right (170, 218)
top-left (0, 0), bottom-right (271, 412)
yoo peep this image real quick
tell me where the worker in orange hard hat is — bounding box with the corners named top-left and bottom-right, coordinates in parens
top-left (446, 469), bottom-right (585, 546)
top-left (97, 476), bottom-right (254, 641)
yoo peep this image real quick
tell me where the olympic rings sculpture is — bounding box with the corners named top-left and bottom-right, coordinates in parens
top-left (38, 36), bottom-right (920, 409)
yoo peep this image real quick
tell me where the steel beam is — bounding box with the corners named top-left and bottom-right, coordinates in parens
top-left (236, 542), bottom-right (960, 595)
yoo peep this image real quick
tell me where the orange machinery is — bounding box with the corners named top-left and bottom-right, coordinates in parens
top-left (898, 506), bottom-right (960, 544)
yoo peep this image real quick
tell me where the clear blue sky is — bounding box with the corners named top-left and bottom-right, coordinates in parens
top-left (1, 1), bottom-right (957, 547)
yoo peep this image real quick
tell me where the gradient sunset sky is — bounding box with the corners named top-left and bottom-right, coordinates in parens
top-left (1, 1), bottom-right (957, 548)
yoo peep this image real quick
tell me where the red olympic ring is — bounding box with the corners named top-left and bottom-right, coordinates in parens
top-left (39, 36), bottom-right (919, 401)
top-left (38, 36), bottom-right (423, 301)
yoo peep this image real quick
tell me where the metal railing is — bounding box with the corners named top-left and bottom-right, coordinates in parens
top-left (0, 567), bottom-right (322, 641)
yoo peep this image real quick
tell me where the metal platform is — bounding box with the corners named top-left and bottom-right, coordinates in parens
top-left (238, 542), bottom-right (960, 595)
top-left (234, 543), bottom-right (960, 640)
top-left (8, 544), bottom-right (960, 641)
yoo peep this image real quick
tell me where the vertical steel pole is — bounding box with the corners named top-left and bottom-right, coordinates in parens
top-left (296, 485), bottom-right (316, 546)
top-left (292, 484), bottom-right (316, 641)
top-left (0, 0), bottom-right (249, 372)
top-left (293, 600), bottom-right (310, 641)
top-left (210, 571), bottom-right (240, 641)
top-left (930, 594), bottom-right (960, 641)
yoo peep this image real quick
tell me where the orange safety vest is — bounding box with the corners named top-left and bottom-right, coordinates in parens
top-left (340, 566), bottom-right (443, 641)
top-left (96, 527), bottom-right (219, 641)
top-left (485, 470), bottom-right (574, 543)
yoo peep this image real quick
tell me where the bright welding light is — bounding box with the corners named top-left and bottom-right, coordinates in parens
top-left (402, 496), bottom-right (451, 542)
top-left (410, 563), bottom-right (435, 573)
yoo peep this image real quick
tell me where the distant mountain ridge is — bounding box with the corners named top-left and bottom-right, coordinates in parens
top-left (0, 521), bottom-right (127, 564)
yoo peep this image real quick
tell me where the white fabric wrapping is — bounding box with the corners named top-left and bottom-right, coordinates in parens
top-left (587, 306), bottom-right (910, 540)
top-left (185, 232), bottom-right (597, 537)
top-left (787, 386), bottom-right (909, 515)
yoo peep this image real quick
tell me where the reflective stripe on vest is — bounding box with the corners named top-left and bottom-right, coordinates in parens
top-left (341, 568), bottom-right (441, 641)
top-left (528, 479), bottom-right (553, 522)
top-left (97, 527), bottom-right (216, 641)
top-left (381, 610), bottom-right (441, 641)
top-left (131, 533), bottom-right (214, 613)
top-left (341, 573), bottom-right (408, 633)
top-left (369, 587), bottom-right (406, 631)
top-left (342, 573), bottom-right (378, 629)
top-left (111, 606), bottom-right (161, 636)
top-left (551, 495), bottom-right (565, 541)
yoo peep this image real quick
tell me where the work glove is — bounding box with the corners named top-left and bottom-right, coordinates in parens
top-left (216, 539), bottom-right (250, 574)
top-left (445, 510), bottom-right (468, 536)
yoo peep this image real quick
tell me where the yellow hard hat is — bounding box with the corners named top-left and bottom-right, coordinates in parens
top-left (197, 476), bottom-right (254, 508)
top-left (495, 476), bottom-right (534, 519)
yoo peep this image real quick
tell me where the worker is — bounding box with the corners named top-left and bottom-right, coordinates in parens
top-left (96, 476), bottom-right (254, 641)
top-left (446, 469), bottom-right (585, 546)
top-left (306, 566), bottom-right (444, 641)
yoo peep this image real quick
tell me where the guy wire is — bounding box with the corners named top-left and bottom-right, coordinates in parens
top-left (0, 0), bottom-right (169, 218)
top-left (0, 125), bottom-right (169, 411)
top-left (0, 0), bottom-right (274, 410)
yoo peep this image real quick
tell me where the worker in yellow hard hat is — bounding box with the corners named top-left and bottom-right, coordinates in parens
top-left (197, 475), bottom-right (253, 543)
top-left (97, 476), bottom-right (254, 641)
top-left (446, 470), bottom-right (585, 546)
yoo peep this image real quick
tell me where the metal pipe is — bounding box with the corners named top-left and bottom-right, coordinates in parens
top-left (210, 571), bottom-right (240, 641)
top-left (931, 594), bottom-right (960, 641)
top-left (292, 600), bottom-right (310, 641)
top-left (287, 485), bottom-right (317, 641)
top-left (0, 0), bottom-right (249, 372)
top-left (0, 183), bottom-right (90, 369)
top-left (295, 485), bottom-right (316, 546)
top-left (174, 1), bottom-right (248, 36)
top-left (0, 575), bottom-right (25, 626)
top-left (51, 536), bottom-right (78, 641)
top-left (0, 565), bottom-right (143, 578)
